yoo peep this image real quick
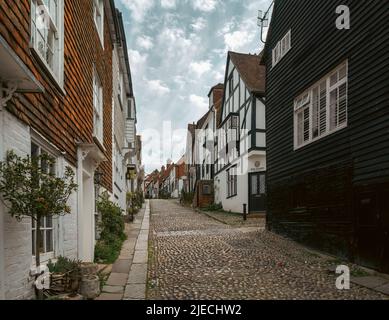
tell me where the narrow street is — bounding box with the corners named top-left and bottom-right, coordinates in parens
top-left (147, 200), bottom-right (387, 300)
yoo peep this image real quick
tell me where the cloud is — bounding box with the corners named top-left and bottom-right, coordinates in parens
top-left (128, 49), bottom-right (148, 78)
top-left (136, 36), bottom-right (154, 50)
top-left (147, 79), bottom-right (171, 95)
top-left (189, 60), bottom-right (212, 77)
top-left (224, 29), bottom-right (255, 51)
top-left (189, 94), bottom-right (208, 110)
top-left (192, 0), bottom-right (218, 12)
top-left (119, 0), bottom-right (155, 22)
top-left (191, 17), bottom-right (207, 31)
top-left (161, 0), bottom-right (176, 9)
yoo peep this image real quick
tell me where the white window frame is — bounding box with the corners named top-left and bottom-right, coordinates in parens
top-left (272, 30), bottom-right (291, 68)
top-left (93, 67), bottom-right (104, 144)
top-left (294, 61), bottom-right (348, 150)
top-left (30, 0), bottom-right (65, 88)
top-left (93, 0), bottom-right (104, 47)
top-left (30, 141), bottom-right (59, 264)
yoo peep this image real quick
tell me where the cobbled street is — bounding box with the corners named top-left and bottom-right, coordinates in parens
top-left (147, 200), bottom-right (387, 300)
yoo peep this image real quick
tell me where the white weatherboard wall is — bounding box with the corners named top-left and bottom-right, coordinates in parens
top-left (0, 109), bottom-right (79, 300)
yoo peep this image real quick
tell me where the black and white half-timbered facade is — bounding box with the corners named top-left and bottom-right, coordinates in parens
top-left (263, 0), bottom-right (389, 272)
top-left (215, 52), bottom-right (267, 214)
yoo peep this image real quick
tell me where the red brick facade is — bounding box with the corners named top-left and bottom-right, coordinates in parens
top-left (0, 0), bottom-right (114, 191)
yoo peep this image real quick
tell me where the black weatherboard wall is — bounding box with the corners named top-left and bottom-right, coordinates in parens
top-left (263, 0), bottom-right (389, 272)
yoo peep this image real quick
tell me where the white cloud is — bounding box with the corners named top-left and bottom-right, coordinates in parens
top-left (147, 79), bottom-right (171, 95)
top-left (136, 36), bottom-right (154, 50)
top-left (189, 60), bottom-right (212, 77)
top-left (120, 0), bottom-right (155, 22)
top-left (224, 30), bottom-right (255, 51)
top-left (189, 94), bottom-right (208, 110)
top-left (192, 0), bottom-right (218, 12)
top-left (191, 17), bottom-right (207, 31)
top-left (128, 49), bottom-right (148, 78)
top-left (161, 0), bottom-right (176, 9)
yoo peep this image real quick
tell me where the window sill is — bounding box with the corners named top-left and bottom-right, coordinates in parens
top-left (294, 124), bottom-right (348, 151)
top-left (30, 47), bottom-right (65, 96)
top-left (227, 194), bottom-right (237, 199)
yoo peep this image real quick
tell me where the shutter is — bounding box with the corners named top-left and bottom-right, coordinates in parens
top-left (329, 89), bottom-right (338, 130)
top-left (338, 83), bottom-right (347, 125)
top-left (297, 111), bottom-right (304, 146)
top-left (312, 87), bottom-right (319, 138)
top-left (303, 107), bottom-right (310, 142)
top-left (319, 82), bottom-right (327, 135)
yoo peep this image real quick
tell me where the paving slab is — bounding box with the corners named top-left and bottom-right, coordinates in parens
top-left (375, 283), bottom-right (389, 295)
top-left (123, 284), bottom-right (146, 300)
top-left (128, 264), bottom-right (148, 284)
top-left (112, 259), bottom-right (131, 274)
top-left (351, 276), bottom-right (389, 289)
top-left (106, 273), bottom-right (128, 286)
top-left (102, 285), bottom-right (125, 294)
top-left (133, 250), bottom-right (148, 264)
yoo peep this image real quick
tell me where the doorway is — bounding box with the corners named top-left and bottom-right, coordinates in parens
top-left (249, 172), bottom-right (266, 213)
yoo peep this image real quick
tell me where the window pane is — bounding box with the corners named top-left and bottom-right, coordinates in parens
top-left (46, 230), bottom-right (54, 252)
top-left (46, 216), bottom-right (53, 228)
top-left (251, 175), bottom-right (258, 195)
top-left (259, 175), bottom-right (266, 194)
top-left (39, 230), bottom-right (45, 253)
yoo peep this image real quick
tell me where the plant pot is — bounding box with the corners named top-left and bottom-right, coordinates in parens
top-left (80, 275), bottom-right (100, 300)
top-left (80, 263), bottom-right (98, 276)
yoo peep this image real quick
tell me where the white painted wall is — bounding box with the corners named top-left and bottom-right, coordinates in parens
top-left (0, 110), bottom-right (79, 300)
top-left (215, 154), bottom-right (266, 214)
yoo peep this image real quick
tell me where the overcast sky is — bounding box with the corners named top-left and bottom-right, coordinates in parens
top-left (116, 0), bottom-right (272, 173)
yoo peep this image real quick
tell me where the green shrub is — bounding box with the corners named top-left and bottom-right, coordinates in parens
top-left (127, 191), bottom-right (144, 215)
top-left (180, 190), bottom-right (194, 204)
top-left (94, 194), bottom-right (126, 264)
top-left (204, 203), bottom-right (223, 212)
top-left (47, 256), bottom-right (82, 274)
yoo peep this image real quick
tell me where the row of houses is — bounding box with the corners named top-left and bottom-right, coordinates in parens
top-left (144, 157), bottom-right (186, 200)
top-left (0, 0), bottom-right (143, 299)
top-left (179, 0), bottom-right (388, 273)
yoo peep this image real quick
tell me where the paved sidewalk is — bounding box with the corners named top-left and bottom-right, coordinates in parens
top-left (96, 200), bottom-right (150, 300)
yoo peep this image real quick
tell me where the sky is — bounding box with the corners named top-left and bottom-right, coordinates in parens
top-left (116, 0), bottom-right (272, 173)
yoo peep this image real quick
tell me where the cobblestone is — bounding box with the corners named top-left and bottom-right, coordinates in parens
top-left (147, 200), bottom-right (388, 300)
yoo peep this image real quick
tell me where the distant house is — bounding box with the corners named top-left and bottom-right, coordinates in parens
top-left (193, 84), bottom-right (224, 208)
top-left (185, 124), bottom-right (197, 194)
top-left (215, 52), bottom-right (266, 214)
top-left (263, 0), bottom-right (389, 272)
top-left (171, 156), bottom-right (186, 199)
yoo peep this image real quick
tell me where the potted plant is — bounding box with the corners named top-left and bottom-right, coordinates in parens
top-left (0, 151), bottom-right (78, 298)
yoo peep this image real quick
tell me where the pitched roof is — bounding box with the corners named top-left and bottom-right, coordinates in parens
top-left (229, 51), bottom-right (266, 95)
top-left (196, 109), bottom-right (212, 129)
